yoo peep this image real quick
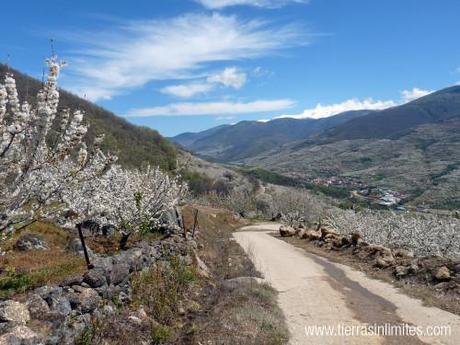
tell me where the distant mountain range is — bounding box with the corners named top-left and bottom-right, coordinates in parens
top-left (172, 110), bottom-right (372, 162)
top-left (172, 86), bottom-right (460, 208)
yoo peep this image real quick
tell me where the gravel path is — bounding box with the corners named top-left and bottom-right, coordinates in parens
top-left (234, 224), bottom-right (460, 345)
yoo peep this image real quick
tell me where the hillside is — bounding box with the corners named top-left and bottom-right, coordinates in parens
top-left (321, 86), bottom-right (460, 142)
top-left (0, 64), bottom-right (177, 170)
top-left (173, 85), bottom-right (460, 208)
top-left (171, 110), bottom-right (371, 162)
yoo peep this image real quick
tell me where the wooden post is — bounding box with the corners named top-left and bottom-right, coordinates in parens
top-left (191, 209), bottom-right (199, 239)
top-left (77, 223), bottom-right (94, 269)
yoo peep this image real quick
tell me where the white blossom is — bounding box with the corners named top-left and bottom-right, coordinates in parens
top-left (63, 165), bottom-right (186, 235)
top-left (0, 56), bottom-right (115, 236)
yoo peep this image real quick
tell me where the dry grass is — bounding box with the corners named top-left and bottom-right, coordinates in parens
top-left (0, 222), bottom-right (86, 298)
top-left (181, 205), bottom-right (289, 345)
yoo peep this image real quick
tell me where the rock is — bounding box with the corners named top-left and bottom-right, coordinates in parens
top-left (83, 268), bottom-right (107, 288)
top-left (297, 229), bottom-right (306, 239)
top-left (80, 220), bottom-right (101, 236)
top-left (393, 248), bottom-right (414, 259)
top-left (305, 230), bottom-right (322, 241)
top-left (50, 297), bottom-right (72, 317)
top-left (101, 224), bottom-right (116, 237)
top-left (35, 286), bottom-right (63, 305)
top-left (394, 265), bottom-right (410, 278)
top-left (452, 264), bottom-right (460, 274)
top-left (68, 238), bottom-right (94, 257)
top-left (193, 252), bottom-right (210, 278)
top-left (0, 301), bottom-right (30, 324)
top-left (26, 294), bottom-right (49, 320)
top-left (279, 226), bottom-right (296, 237)
top-left (320, 227), bottom-right (339, 239)
top-left (350, 232), bottom-right (363, 246)
top-left (110, 263), bottom-right (130, 285)
top-left (222, 277), bottom-right (264, 291)
top-left (14, 233), bottom-right (48, 251)
top-left (178, 307), bottom-right (186, 316)
top-left (60, 275), bottom-right (83, 287)
top-left (434, 266), bottom-right (451, 281)
top-left (0, 326), bottom-right (41, 345)
top-left (375, 254), bottom-right (395, 269)
top-left (68, 287), bottom-right (101, 313)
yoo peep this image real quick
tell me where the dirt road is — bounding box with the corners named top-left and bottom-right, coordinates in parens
top-left (234, 223), bottom-right (460, 345)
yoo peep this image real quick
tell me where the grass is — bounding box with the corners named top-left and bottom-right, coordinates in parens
top-left (0, 222), bottom-right (86, 298)
top-left (180, 205), bottom-right (289, 345)
top-left (75, 255), bottom-right (199, 345)
top-left (131, 256), bottom-right (197, 325)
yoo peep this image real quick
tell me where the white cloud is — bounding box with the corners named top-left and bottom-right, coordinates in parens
top-left (277, 87), bottom-right (435, 120)
top-left (161, 83), bottom-right (213, 98)
top-left (62, 13), bottom-right (305, 101)
top-left (126, 99), bottom-right (295, 117)
top-left (195, 0), bottom-right (308, 9)
top-left (400, 88), bottom-right (433, 103)
top-left (207, 67), bottom-right (247, 89)
top-left (160, 67), bottom-right (247, 98)
top-left (277, 98), bottom-right (397, 120)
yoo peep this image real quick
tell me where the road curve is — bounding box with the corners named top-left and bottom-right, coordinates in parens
top-left (234, 223), bottom-right (460, 345)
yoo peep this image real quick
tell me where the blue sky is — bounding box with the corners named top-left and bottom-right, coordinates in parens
top-left (1, 0), bottom-right (460, 136)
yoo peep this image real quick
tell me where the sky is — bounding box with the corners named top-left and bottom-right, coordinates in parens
top-left (1, 0), bottom-right (460, 136)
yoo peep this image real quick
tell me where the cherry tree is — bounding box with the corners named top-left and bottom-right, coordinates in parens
top-left (63, 165), bottom-right (186, 247)
top-left (326, 208), bottom-right (460, 257)
top-left (0, 57), bottom-right (114, 237)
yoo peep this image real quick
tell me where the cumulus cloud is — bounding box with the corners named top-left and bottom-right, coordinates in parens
top-left (277, 87), bottom-right (434, 120)
top-left (62, 13), bottom-right (306, 101)
top-left (400, 88), bottom-right (433, 103)
top-left (195, 0), bottom-right (308, 9)
top-left (207, 67), bottom-right (247, 89)
top-left (277, 98), bottom-right (397, 120)
top-left (126, 99), bottom-right (295, 117)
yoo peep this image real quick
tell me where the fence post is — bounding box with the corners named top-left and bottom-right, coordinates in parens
top-left (77, 223), bottom-right (94, 269)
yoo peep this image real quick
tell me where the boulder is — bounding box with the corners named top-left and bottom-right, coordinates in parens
top-left (26, 294), bottom-right (50, 320)
top-left (14, 233), bottom-right (48, 251)
top-left (320, 227), bottom-right (339, 239)
top-left (305, 230), bottom-right (322, 241)
top-left (222, 277), bottom-right (264, 291)
top-left (110, 262), bottom-right (130, 285)
top-left (279, 226), bottom-right (296, 237)
top-left (452, 263), bottom-right (460, 274)
top-left (50, 297), bottom-right (72, 317)
top-left (83, 268), bottom-right (107, 288)
top-left (101, 224), bottom-right (116, 237)
top-left (68, 238), bottom-right (94, 257)
top-left (0, 326), bottom-right (41, 345)
top-left (193, 252), bottom-right (210, 278)
top-left (350, 232), bottom-right (363, 246)
top-left (297, 229), bottom-right (306, 239)
top-left (69, 287), bottom-right (101, 313)
top-left (375, 253), bottom-right (396, 268)
top-left (0, 301), bottom-right (30, 324)
top-left (35, 286), bottom-right (63, 305)
top-left (394, 265), bottom-right (410, 278)
top-left (434, 266), bottom-right (451, 281)
top-left (393, 248), bottom-right (415, 259)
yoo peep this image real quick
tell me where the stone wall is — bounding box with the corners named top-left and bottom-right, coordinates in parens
top-left (0, 228), bottom-right (195, 345)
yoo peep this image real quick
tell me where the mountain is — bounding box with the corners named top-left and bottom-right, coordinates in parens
top-left (172, 124), bottom-right (231, 148)
top-left (173, 85), bottom-right (460, 208)
top-left (171, 110), bottom-right (371, 162)
top-left (320, 86), bottom-right (460, 142)
top-left (0, 64), bottom-right (177, 170)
